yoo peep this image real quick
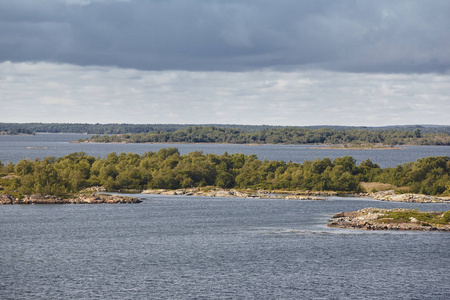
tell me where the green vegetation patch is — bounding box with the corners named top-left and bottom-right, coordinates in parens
top-left (1, 150), bottom-right (449, 198)
top-left (383, 209), bottom-right (450, 225)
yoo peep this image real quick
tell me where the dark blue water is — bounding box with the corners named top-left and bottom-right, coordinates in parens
top-left (1, 195), bottom-right (449, 299)
top-left (0, 133), bottom-right (449, 167)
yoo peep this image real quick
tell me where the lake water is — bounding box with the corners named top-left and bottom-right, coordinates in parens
top-left (1, 195), bottom-right (449, 299)
top-left (1, 134), bottom-right (450, 299)
top-left (0, 133), bottom-right (449, 167)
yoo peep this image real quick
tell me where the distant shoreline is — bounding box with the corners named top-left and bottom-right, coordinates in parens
top-left (74, 140), bottom-right (413, 149)
top-left (309, 145), bottom-right (404, 150)
top-left (2, 188), bottom-right (449, 205)
top-left (0, 132), bottom-right (34, 136)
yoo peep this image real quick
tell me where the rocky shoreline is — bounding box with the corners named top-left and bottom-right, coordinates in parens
top-left (328, 208), bottom-right (450, 231)
top-left (142, 188), bottom-right (331, 200)
top-left (368, 190), bottom-right (450, 203)
top-left (2, 187), bottom-right (449, 205)
top-left (310, 145), bottom-right (402, 150)
top-left (141, 188), bottom-right (450, 203)
top-left (0, 193), bottom-right (141, 205)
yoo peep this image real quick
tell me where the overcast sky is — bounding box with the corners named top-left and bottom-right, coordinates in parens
top-left (1, 0), bottom-right (449, 126)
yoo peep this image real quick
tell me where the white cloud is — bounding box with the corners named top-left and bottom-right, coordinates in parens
top-left (1, 61), bottom-right (449, 125)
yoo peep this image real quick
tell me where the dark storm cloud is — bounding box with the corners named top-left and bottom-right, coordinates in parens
top-left (1, 0), bottom-right (449, 73)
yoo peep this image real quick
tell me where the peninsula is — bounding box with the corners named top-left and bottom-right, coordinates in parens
top-left (0, 192), bottom-right (141, 205)
top-left (328, 208), bottom-right (450, 231)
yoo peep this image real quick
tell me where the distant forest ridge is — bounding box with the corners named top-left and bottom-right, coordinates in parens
top-left (1, 123), bottom-right (450, 135)
top-left (82, 126), bottom-right (450, 146)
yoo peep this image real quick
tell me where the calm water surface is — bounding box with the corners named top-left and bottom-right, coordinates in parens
top-left (1, 196), bottom-right (449, 299)
top-left (0, 133), bottom-right (449, 167)
top-left (1, 134), bottom-right (450, 299)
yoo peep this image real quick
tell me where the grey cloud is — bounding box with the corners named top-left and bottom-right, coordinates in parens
top-left (1, 0), bottom-right (449, 73)
top-left (2, 62), bottom-right (449, 125)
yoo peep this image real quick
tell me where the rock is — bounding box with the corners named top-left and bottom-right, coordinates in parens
top-left (19, 194), bottom-right (66, 204)
top-left (2, 193), bottom-right (141, 204)
top-left (142, 189), bottom-right (166, 194)
top-left (284, 195), bottom-right (326, 200)
top-left (71, 193), bottom-right (142, 204)
top-left (140, 188), bottom-right (329, 200)
top-left (82, 186), bottom-right (107, 192)
top-left (215, 191), bottom-right (233, 197)
top-left (0, 194), bottom-right (15, 205)
top-left (370, 190), bottom-right (445, 203)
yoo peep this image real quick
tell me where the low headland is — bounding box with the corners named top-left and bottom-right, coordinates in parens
top-left (328, 208), bottom-right (450, 231)
top-left (0, 190), bottom-right (141, 205)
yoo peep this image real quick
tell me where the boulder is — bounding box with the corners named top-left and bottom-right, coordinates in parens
top-left (0, 194), bottom-right (15, 205)
top-left (20, 194), bottom-right (65, 204)
top-left (370, 190), bottom-right (444, 203)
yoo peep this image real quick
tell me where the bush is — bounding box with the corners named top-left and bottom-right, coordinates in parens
top-left (442, 211), bottom-right (450, 223)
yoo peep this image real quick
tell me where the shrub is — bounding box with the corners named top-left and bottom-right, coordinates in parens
top-left (442, 211), bottom-right (450, 223)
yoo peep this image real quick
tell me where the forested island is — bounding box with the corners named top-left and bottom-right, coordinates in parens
top-left (1, 123), bottom-right (449, 134)
top-left (1, 123), bottom-right (450, 146)
top-left (1, 149), bottom-right (449, 201)
top-left (80, 126), bottom-right (450, 146)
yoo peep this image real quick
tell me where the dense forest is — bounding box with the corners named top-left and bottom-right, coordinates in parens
top-left (1, 123), bottom-right (449, 136)
top-left (0, 123), bottom-right (281, 134)
top-left (1, 150), bottom-right (449, 198)
top-left (83, 126), bottom-right (450, 146)
top-left (0, 128), bottom-right (34, 135)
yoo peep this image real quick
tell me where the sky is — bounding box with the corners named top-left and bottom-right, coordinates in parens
top-left (1, 0), bottom-right (449, 126)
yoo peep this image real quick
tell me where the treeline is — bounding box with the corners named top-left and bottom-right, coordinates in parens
top-left (85, 126), bottom-right (450, 145)
top-left (0, 123), bottom-right (186, 134)
top-left (0, 128), bottom-right (35, 135)
top-left (1, 150), bottom-right (449, 197)
top-left (0, 123), bottom-right (281, 135)
top-left (1, 123), bottom-right (450, 136)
